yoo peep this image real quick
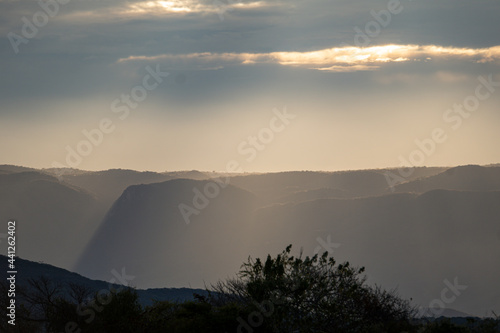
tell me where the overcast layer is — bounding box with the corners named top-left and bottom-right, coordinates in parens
top-left (1, 0), bottom-right (499, 172)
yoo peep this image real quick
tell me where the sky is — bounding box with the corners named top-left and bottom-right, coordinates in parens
top-left (1, 0), bottom-right (499, 172)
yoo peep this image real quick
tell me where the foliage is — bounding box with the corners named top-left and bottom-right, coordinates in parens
top-left (210, 244), bottom-right (415, 333)
top-left (4, 245), bottom-right (499, 333)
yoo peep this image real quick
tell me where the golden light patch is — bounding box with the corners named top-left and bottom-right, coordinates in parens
top-left (122, 0), bottom-right (193, 15)
top-left (117, 44), bottom-right (500, 72)
top-left (232, 1), bottom-right (268, 9)
top-left (157, 1), bottom-right (191, 12)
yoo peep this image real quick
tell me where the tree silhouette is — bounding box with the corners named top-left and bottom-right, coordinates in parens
top-left (210, 244), bottom-right (415, 333)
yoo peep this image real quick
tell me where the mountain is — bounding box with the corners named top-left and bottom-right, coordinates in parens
top-left (0, 172), bottom-right (102, 269)
top-left (75, 179), bottom-right (500, 315)
top-left (45, 168), bottom-right (212, 210)
top-left (274, 187), bottom-right (350, 203)
top-left (417, 307), bottom-right (472, 318)
top-left (57, 169), bottom-right (175, 208)
top-left (394, 165), bottom-right (500, 193)
top-left (0, 255), bottom-right (206, 307)
top-left (227, 167), bottom-right (447, 205)
top-left (75, 178), bottom-right (258, 288)
top-left (247, 189), bottom-right (500, 317)
top-left (3, 164), bottom-right (499, 317)
top-left (162, 170), bottom-right (210, 180)
top-left (0, 164), bottom-right (38, 174)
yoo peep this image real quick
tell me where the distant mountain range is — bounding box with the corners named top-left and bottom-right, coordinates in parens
top-left (394, 164), bottom-right (500, 193)
top-left (1, 164), bottom-right (499, 316)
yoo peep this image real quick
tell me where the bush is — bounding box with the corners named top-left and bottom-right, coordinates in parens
top-left (210, 245), bottom-right (416, 333)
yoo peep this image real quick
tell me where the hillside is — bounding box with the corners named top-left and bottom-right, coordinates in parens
top-left (228, 167), bottom-right (447, 204)
top-left (0, 172), bottom-right (103, 269)
top-left (0, 255), bottom-right (206, 307)
top-left (248, 190), bottom-right (500, 317)
top-left (395, 165), bottom-right (500, 193)
top-left (75, 178), bottom-right (258, 288)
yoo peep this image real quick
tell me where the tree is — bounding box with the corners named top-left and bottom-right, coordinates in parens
top-left (142, 299), bottom-right (245, 333)
top-left (92, 287), bottom-right (143, 333)
top-left (17, 276), bottom-right (92, 332)
top-left (210, 245), bottom-right (416, 333)
top-left (0, 280), bottom-right (39, 333)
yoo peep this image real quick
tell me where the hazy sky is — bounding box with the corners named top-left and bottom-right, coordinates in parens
top-left (1, 0), bottom-right (499, 172)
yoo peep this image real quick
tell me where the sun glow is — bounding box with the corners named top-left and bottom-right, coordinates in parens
top-left (122, 0), bottom-right (192, 14)
top-left (157, 1), bottom-right (191, 12)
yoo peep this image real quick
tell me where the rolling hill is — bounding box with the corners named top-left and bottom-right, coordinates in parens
top-left (0, 255), bottom-right (207, 307)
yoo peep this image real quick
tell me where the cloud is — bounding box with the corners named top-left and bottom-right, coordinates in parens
top-left (117, 44), bottom-right (500, 72)
top-left (55, 0), bottom-right (281, 22)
